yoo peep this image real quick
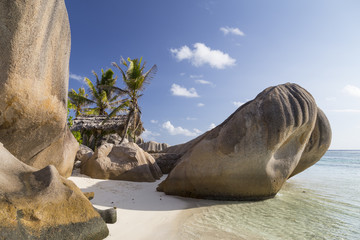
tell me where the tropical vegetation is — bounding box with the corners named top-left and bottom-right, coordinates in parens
top-left (68, 87), bottom-right (88, 117)
top-left (67, 101), bottom-right (82, 144)
top-left (83, 68), bottom-right (125, 115)
top-left (67, 57), bottom-right (156, 145)
top-left (111, 57), bottom-right (157, 143)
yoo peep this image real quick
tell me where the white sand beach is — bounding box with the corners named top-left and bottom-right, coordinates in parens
top-left (69, 172), bottom-right (208, 240)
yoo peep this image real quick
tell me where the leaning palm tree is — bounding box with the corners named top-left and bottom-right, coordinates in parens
top-left (84, 68), bottom-right (123, 115)
top-left (111, 57), bottom-right (157, 143)
top-left (68, 87), bottom-right (90, 117)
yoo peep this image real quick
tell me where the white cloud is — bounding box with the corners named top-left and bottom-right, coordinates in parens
top-left (180, 72), bottom-right (186, 76)
top-left (162, 121), bottom-right (202, 137)
top-left (209, 123), bottom-right (216, 130)
top-left (171, 84), bottom-right (199, 98)
top-left (150, 120), bottom-right (158, 124)
top-left (197, 103), bottom-right (205, 107)
top-left (233, 101), bottom-right (244, 107)
top-left (220, 27), bottom-right (245, 36)
top-left (141, 129), bottom-right (160, 141)
top-left (195, 79), bottom-right (215, 87)
top-left (190, 74), bottom-right (203, 79)
top-left (69, 73), bottom-right (85, 82)
top-left (193, 128), bottom-right (202, 135)
top-left (170, 43), bottom-right (236, 69)
top-left (171, 45), bottom-right (193, 61)
top-left (343, 85), bottom-right (360, 98)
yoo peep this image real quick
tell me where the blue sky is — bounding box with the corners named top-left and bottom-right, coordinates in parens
top-left (65, 0), bottom-right (360, 149)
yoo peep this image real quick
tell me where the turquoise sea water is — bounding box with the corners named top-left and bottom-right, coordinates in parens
top-left (178, 150), bottom-right (360, 240)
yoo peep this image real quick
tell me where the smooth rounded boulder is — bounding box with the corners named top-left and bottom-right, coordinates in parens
top-left (76, 144), bottom-right (94, 163)
top-left (289, 108), bottom-right (331, 177)
top-left (0, 0), bottom-right (77, 177)
top-left (0, 143), bottom-right (109, 239)
top-left (81, 142), bottom-right (163, 182)
top-left (157, 83), bottom-right (331, 200)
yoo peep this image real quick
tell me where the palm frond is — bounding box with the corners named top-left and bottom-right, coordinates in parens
top-left (108, 101), bottom-right (129, 118)
top-left (101, 100), bottom-right (130, 125)
top-left (85, 77), bottom-right (99, 100)
top-left (121, 57), bottom-right (128, 67)
top-left (92, 70), bottom-right (100, 87)
top-left (82, 107), bottom-right (100, 115)
top-left (68, 92), bottom-right (94, 105)
top-left (98, 85), bottom-right (128, 96)
top-left (99, 90), bottom-right (109, 105)
top-left (112, 62), bottom-right (127, 83)
top-left (109, 99), bottom-right (129, 107)
top-left (143, 64), bottom-right (157, 83)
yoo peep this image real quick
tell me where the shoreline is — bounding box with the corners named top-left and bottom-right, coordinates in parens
top-left (69, 172), bottom-right (206, 240)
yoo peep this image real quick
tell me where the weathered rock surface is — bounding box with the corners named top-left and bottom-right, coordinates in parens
top-left (289, 108), bottom-right (331, 177)
top-left (0, 0), bottom-right (77, 177)
top-left (157, 83), bottom-right (331, 200)
top-left (151, 153), bottom-right (182, 174)
top-left (0, 143), bottom-right (109, 239)
top-left (76, 144), bottom-right (94, 163)
top-left (139, 141), bottom-right (170, 153)
top-left (81, 143), bottom-right (163, 182)
top-left (100, 133), bottom-right (129, 146)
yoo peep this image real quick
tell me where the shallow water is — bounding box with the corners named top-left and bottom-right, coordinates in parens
top-left (178, 150), bottom-right (360, 240)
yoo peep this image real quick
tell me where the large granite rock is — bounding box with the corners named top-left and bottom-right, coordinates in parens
top-left (81, 143), bottom-right (163, 182)
top-left (157, 83), bottom-right (331, 200)
top-left (100, 133), bottom-right (129, 146)
top-left (0, 0), bottom-right (77, 177)
top-left (151, 153), bottom-right (181, 174)
top-left (0, 143), bottom-right (109, 239)
top-left (76, 144), bottom-right (94, 163)
top-left (289, 108), bottom-right (332, 177)
top-left (139, 141), bottom-right (170, 153)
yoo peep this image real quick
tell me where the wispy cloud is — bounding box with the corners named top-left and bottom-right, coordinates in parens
top-left (171, 84), bottom-right (199, 98)
top-left (343, 85), bottom-right (360, 98)
top-left (209, 123), bottom-right (216, 130)
top-left (69, 73), bottom-right (85, 83)
top-left (220, 26), bottom-right (245, 36)
top-left (162, 121), bottom-right (202, 137)
top-left (233, 101), bottom-right (244, 107)
top-left (170, 43), bottom-right (236, 69)
top-left (150, 120), bottom-right (158, 124)
top-left (141, 129), bottom-right (160, 141)
top-left (197, 103), bottom-right (205, 107)
top-left (195, 79), bottom-right (215, 87)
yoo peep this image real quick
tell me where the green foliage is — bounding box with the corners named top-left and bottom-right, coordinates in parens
top-left (112, 57), bottom-right (157, 142)
top-left (67, 100), bottom-right (83, 144)
top-left (83, 68), bottom-right (125, 115)
top-left (72, 130), bottom-right (83, 144)
top-left (67, 101), bottom-right (74, 126)
top-left (65, 60), bottom-right (156, 146)
top-left (68, 87), bottom-right (91, 116)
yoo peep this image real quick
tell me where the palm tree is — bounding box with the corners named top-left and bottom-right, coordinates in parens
top-left (111, 57), bottom-right (157, 143)
top-left (68, 87), bottom-right (91, 117)
top-left (84, 68), bottom-right (124, 115)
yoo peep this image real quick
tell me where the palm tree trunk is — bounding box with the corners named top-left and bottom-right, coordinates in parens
top-left (119, 109), bottom-right (134, 144)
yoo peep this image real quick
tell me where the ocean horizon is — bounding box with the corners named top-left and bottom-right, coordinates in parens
top-left (176, 150), bottom-right (360, 240)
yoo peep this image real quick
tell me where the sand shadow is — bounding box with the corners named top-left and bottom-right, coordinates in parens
top-left (75, 176), bottom-right (251, 212)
